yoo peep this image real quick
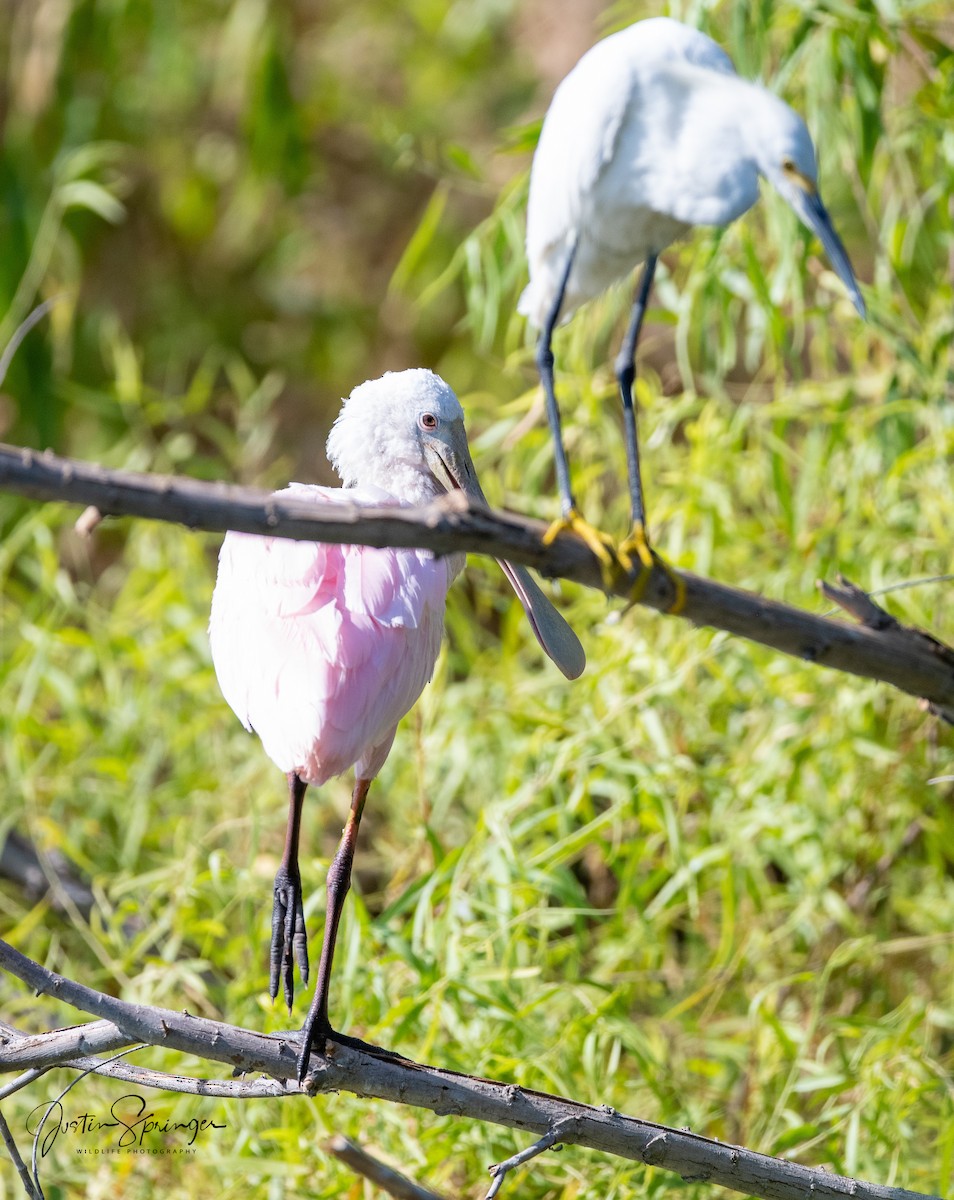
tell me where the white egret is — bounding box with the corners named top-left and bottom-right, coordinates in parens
top-left (520, 16), bottom-right (865, 568)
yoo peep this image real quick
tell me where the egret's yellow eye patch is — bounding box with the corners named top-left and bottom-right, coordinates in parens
top-left (782, 158), bottom-right (817, 194)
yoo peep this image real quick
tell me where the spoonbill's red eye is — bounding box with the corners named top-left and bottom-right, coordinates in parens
top-left (419, 412), bottom-right (438, 430)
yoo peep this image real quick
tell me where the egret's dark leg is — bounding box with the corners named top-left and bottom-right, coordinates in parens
top-left (536, 242), bottom-right (617, 570)
top-left (296, 776), bottom-right (371, 1083)
top-left (536, 242), bottom-right (578, 519)
top-left (270, 772), bottom-right (309, 1012)
top-left (615, 255), bottom-right (686, 614)
top-left (615, 254), bottom-right (657, 544)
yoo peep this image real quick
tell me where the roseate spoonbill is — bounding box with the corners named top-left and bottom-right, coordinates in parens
top-left (209, 368), bottom-right (584, 1082)
top-left (520, 16), bottom-right (865, 569)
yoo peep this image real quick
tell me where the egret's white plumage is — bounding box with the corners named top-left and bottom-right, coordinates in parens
top-left (520, 16), bottom-right (863, 327)
top-left (519, 17), bottom-right (864, 552)
top-left (209, 368), bottom-right (583, 1081)
top-left (521, 19), bottom-right (727, 326)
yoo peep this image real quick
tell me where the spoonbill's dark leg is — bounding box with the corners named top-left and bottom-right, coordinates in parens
top-left (270, 772), bottom-right (309, 1012)
top-left (615, 253), bottom-right (657, 546)
top-left (296, 776), bottom-right (371, 1083)
top-left (535, 240), bottom-right (578, 519)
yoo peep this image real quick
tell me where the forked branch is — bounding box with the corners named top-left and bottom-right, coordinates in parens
top-left (0, 941), bottom-right (939, 1200)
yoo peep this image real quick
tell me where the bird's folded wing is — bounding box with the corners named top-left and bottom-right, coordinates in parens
top-left (209, 483), bottom-right (451, 778)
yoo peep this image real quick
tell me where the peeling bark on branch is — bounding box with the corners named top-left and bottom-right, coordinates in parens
top-left (0, 941), bottom-right (938, 1200)
top-left (0, 440), bottom-right (951, 716)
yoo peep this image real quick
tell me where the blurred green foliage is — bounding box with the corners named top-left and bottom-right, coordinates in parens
top-left (1, 0), bottom-right (953, 1198)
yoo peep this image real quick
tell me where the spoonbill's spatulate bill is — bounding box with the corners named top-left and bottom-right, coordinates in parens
top-left (209, 368), bottom-right (583, 1081)
top-left (520, 16), bottom-right (865, 558)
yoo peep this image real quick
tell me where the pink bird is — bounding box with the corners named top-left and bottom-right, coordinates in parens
top-left (209, 368), bottom-right (584, 1081)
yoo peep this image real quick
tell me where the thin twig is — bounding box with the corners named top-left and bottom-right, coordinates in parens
top-left (0, 1070), bottom-right (45, 1103)
top-left (0, 940), bottom-right (937, 1200)
top-left (0, 1106), bottom-right (42, 1200)
top-left (820, 573), bottom-right (954, 615)
top-left (62, 1058), bottom-right (293, 1098)
top-left (820, 575), bottom-right (905, 632)
top-left (0, 442), bottom-right (952, 715)
top-left (325, 1135), bottom-right (447, 1200)
top-left (30, 1044), bottom-right (145, 1200)
top-left (820, 575), bottom-right (953, 722)
top-left (486, 1117), bottom-right (580, 1198)
top-left (73, 505), bottom-right (103, 537)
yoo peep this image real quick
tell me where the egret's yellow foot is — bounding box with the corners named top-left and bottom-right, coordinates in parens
top-left (618, 521), bottom-right (654, 570)
top-left (544, 509), bottom-right (619, 589)
top-left (618, 523), bottom-right (687, 614)
top-left (616, 523), bottom-right (654, 604)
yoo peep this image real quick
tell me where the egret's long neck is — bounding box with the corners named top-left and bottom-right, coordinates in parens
top-left (646, 68), bottom-right (761, 226)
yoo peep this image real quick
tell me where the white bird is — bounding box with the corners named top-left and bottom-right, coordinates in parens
top-left (520, 16), bottom-right (865, 565)
top-left (209, 368), bottom-right (583, 1081)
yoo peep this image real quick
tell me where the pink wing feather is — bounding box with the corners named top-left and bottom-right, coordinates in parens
top-left (209, 483), bottom-right (452, 787)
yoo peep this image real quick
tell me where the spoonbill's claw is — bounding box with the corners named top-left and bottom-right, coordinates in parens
top-left (296, 1010), bottom-right (333, 1085)
top-left (270, 864), bottom-right (309, 1013)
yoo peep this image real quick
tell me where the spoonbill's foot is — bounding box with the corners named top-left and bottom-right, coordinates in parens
top-left (295, 1013), bottom-right (389, 1083)
top-left (270, 864), bottom-right (309, 1013)
top-left (618, 522), bottom-right (686, 614)
top-left (294, 1022), bottom-right (405, 1086)
top-left (543, 508), bottom-right (618, 588)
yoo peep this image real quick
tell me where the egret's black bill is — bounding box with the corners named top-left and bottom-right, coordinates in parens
top-left (791, 188), bottom-right (866, 318)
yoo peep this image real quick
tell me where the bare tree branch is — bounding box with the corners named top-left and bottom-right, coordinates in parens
top-left (325, 1135), bottom-right (447, 1200)
top-left (0, 940), bottom-right (938, 1200)
top-left (0, 1107), bottom-right (41, 1200)
top-left (485, 1117), bottom-right (581, 1198)
top-left (0, 1019), bottom-right (133, 1070)
top-left (0, 1017), bottom-right (289, 1099)
top-left (0, 1018), bottom-right (290, 1099)
top-left (0, 1070), bottom-right (44, 1104)
top-left (0, 441), bottom-right (951, 717)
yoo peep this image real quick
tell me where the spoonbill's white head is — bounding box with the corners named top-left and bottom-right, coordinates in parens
top-left (327, 368), bottom-right (483, 506)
